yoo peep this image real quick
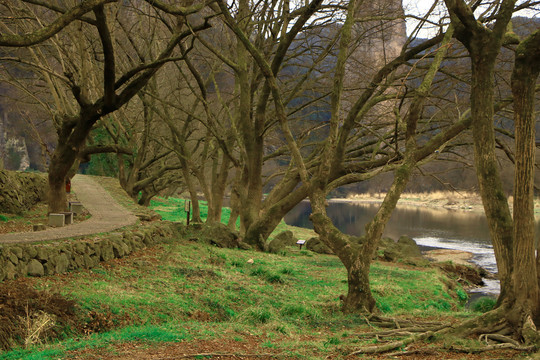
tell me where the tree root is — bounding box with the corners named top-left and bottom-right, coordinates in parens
top-left (156, 353), bottom-right (279, 359)
top-left (361, 314), bottom-right (445, 329)
top-left (356, 325), bottom-right (448, 338)
top-left (349, 308), bottom-right (540, 355)
top-left (479, 333), bottom-right (520, 346)
top-left (450, 343), bottom-right (535, 353)
top-left (385, 348), bottom-right (438, 357)
top-left (348, 331), bottom-right (436, 356)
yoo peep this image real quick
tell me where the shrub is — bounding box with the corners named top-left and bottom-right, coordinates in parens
top-left (470, 296), bottom-right (496, 313)
top-left (455, 289), bottom-right (468, 304)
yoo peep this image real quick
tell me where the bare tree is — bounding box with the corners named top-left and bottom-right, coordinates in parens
top-left (0, 0), bottom-right (209, 212)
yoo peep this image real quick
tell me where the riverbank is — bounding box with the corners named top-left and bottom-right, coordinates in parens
top-left (320, 193), bottom-right (502, 295)
top-left (337, 191), bottom-right (540, 217)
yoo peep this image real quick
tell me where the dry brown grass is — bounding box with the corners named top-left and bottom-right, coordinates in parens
top-left (346, 191), bottom-right (482, 203)
top-left (345, 191), bottom-right (540, 216)
top-left (20, 308), bottom-right (56, 348)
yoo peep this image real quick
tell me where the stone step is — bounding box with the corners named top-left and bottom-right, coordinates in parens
top-left (48, 213), bottom-right (65, 227)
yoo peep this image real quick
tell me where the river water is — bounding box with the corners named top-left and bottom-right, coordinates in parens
top-left (284, 200), bottom-right (539, 296)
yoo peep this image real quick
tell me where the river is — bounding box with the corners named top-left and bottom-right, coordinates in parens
top-left (284, 200), bottom-right (540, 296)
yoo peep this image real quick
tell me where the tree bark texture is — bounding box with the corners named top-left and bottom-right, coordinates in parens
top-left (309, 188), bottom-right (375, 313)
top-left (510, 29), bottom-right (540, 326)
top-left (444, 0), bottom-right (516, 305)
top-left (445, 0), bottom-right (540, 341)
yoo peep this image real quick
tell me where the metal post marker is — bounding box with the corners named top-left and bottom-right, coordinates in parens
top-left (184, 200), bottom-right (191, 225)
top-left (296, 239), bottom-right (306, 250)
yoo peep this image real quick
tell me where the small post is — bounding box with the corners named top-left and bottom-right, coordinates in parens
top-left (184, 200), bottom-right (191, 225)
top-left (296, 239), bottom-right (306, 250)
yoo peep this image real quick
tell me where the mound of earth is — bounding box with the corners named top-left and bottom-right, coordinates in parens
top-left (0, 279), bottom-right (78, 350)
top-left (0, 170), bottom-right (47, 214)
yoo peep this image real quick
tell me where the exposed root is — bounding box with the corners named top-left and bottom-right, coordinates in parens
top-left (522, 315), bottom-right (540, 345)
top-left (361, 314), bottom-right (445, 329)
top-left (348, 331), bottom-right (436, 356)
top-left (450, 343), bottom-right (536, 353)
top-left (349, 308), bottom-right (540, 356)
top-left (384, 348), bottom-right (438, 357)
top-left (479, 333), bottom-right (520, 346)
top-left (155, 354), bottom-right (278, 359)
top-left (356, 325), bottom-right (448, 338)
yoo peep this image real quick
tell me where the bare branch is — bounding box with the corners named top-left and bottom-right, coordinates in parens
top-left (0, 0), bottom-right (116, 47)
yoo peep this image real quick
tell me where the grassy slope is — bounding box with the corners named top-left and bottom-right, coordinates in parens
top-left (1, 183), bottom-right (477, 360)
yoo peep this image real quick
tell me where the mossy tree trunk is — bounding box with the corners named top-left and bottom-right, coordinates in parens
top-left (312, 26), bottom-right (453, 313)
top-left (220, 0), bottom-right (466, 313)
top-left (49, 112), bottom-right (97, 213)
top-left (507, 29), bottom-right (540, 333)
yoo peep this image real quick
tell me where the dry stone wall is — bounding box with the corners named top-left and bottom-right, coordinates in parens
top-left (0, 222), bottom-right (178, 282)
top-left (0, 170), bottom-right (47, 214)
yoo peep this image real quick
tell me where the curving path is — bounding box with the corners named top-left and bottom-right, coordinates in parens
top-left (0, 175), bottom-right (138, 244)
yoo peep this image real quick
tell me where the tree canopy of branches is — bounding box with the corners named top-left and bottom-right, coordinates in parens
top-left (1, 0), bottom-right (539, 350)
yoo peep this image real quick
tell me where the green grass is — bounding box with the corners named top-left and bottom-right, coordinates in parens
top-left (469, 296), bottom-right (497, 313)
top-left (149, 196), bottom-right (316, 241)
top-left (1, 190), bottom-right (476, 359)
top-left (3, 235), bottom-right (475, 359)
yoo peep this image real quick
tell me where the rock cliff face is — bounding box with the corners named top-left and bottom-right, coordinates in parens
top-left (353, 0), bottom-right (406, 64)
top-left (343, 0), bottom-right (406, 114)
top-left (4, 137), bottom-right (30, 171)
top-left (0, 112), bottom-right (30, 171)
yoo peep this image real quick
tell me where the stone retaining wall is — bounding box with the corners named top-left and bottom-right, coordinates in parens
top-left (0, 222), bottom-right (178, 281)
top-left (0, 170), bottom-right (47, 214)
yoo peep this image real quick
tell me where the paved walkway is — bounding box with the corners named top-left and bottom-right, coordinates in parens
top-left (0, 175), bottom-right (138, 244)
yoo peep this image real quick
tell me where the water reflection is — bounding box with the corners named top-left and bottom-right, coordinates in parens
top-left (285, 200), bottom-right (492, 242)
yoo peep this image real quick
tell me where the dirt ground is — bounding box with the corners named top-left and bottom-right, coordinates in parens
top-left (63, 334), bottom-right (526, 360)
